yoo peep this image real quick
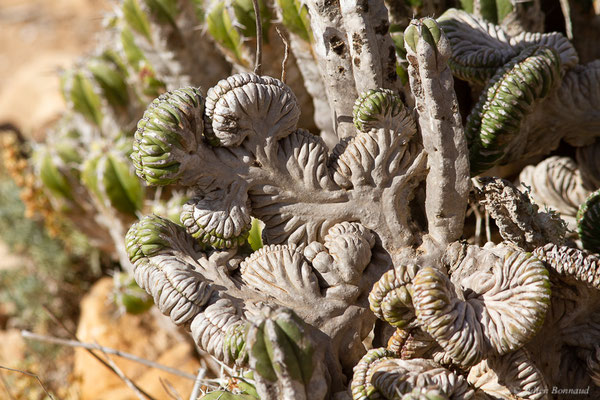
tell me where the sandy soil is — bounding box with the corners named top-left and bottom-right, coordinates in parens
top-left (0, 0), bottom-right (110, 140)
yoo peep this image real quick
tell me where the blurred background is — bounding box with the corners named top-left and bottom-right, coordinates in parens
top-left (0, 1), bottom-right (205, 398)
top-left (1, 0), bottom-right (599, 398)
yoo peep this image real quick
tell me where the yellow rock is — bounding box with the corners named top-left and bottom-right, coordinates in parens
top-left (0, 328), bottom-right (26, 366)
top-left (0, 0), bottom-right (110, 139)
top-left (74, 277), bottom-right (201, 400)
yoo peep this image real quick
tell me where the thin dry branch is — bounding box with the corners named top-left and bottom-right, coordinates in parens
top-left (41, 305), bottom-right (156, 400)
top-left (0, 365), bottom-right (54, 400)
top-left (21, 330), bottom-right (196, 380)
top-left (189, 368), bottom-right (207, 400)
top-left (160, 377), bottom-right (184, 400)
top-left (252, 0), bottom-right (263, 75)
top-left (98, 346), bottom-right (150, 400)
top-left (0, 369), bottom-right (17, 400)
top-left (275, 27), bottom-right (289, 83)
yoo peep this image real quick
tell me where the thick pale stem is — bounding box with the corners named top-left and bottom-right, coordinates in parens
top-left (405, 20), bottom-right (471, 245)
top-left (304, 0), bottom-right (357, 139)
top-left (281, 26), bottom-right (336, 147)
top-left (304, 1), bottom-right (400, 140)
top-left (340, 0), bottom-right (399, 94)
top-left (339, 1), bottom-right (380, 91)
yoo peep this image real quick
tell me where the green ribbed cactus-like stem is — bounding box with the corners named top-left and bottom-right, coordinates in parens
top-left (112, 271), bottom-right (154, 314)
top-left (466, 46), bottom-right (561, 175)
top-left (353, 89), bottom-right (404, 132)
top-left (82, 150), bottom-right (144, 217)
top-left (223, 322), bottom-right (250, 366)
top-left (577, 189), bottom-right (600, 254)
top-left (132, 87), bottom-right (204, 185)
top-left (122, 0), bottom-right (231, 90)
top-left (219, 308), bottom-right (328, 400)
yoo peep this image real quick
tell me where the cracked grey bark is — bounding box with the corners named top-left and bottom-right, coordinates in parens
top-left (304, 0), bottom-right (399, 140)
top-left (340, 0), bottom-right (398, 94)
top-left (404, 19), bottom-right (471, 245)
top-left (304, 0), bottom-right (357, 139)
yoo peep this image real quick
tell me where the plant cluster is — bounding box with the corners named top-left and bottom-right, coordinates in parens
top-left (11, 0), bottom-right (600, 399)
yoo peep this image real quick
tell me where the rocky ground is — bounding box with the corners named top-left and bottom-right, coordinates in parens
top-left (0, 1), bottom-right (204, 398)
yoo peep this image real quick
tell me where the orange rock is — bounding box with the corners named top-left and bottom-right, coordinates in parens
top-left (0, 0), bottom-right (110, 139)
top-left (0, 329), bottom-right (26, 366)
top-left (73, 277), bottom-right (200, 400)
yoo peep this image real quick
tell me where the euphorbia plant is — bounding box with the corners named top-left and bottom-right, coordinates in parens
top-left (10, 0), bottom-right (600, 398)
top-left (124, 4), bottom-right (600, 397)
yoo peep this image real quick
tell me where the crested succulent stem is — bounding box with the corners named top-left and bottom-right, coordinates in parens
top-left (29, 2), bottom-right (600, 399)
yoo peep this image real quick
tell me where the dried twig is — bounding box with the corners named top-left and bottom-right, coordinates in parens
top-left (0, 369), bottom-right (16, 400)
top-left (160, 377), bottom-right (184, 400)
top-left (485, 209), bottom-right (492, 243)
top-left (275, 27), bottom-right (289, 83)
top-left (0, 366), bottom-right (54, 400)
top-left (470, 203), bottom-right (483, 246)
top-left (21, 330), bottom-right (196, 380)
top-left (189, 368), bottom-right (207, 400)
top-left (252, 0), bottom-right (263, 75)
top-left (97, 346), bottom-right (150, 400)
top-left (41, 305), bottom-right (156, 400)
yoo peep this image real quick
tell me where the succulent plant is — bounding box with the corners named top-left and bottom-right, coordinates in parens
top-left (27, 0), bottom-right (314, 269)
top-left (439, 9), bottom-right (600, 175)
top-left (117, 7), bottom-right (600, 397)
top-left (518, 139), bottom-right (600, 250)
top-left (112, 271), bottom-right (154, 314)
top-left (11, 0), bottom-right (600, 398)
top-left (577, 190), bottom-right (600, 254)
top-left (519, 155), bottom-right (591, 232)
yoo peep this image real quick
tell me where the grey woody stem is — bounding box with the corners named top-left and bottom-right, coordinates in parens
top-left (405, 19), bottom-right (471, 245)
top-left (252, 0), bottom-right (263, 75)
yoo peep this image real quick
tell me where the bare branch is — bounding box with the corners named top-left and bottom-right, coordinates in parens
top-left (21, 330), bottom-right (196, 380)
top-left (252, 0), bottom-right (263, 75)
top-left (0, 365), bottom-right (54, 400)
top-left (0, 368), bottom-right (17, 400)
top-left (276, 27), bottom-right (289, 83)
top-left (189, 368), bottom-right (207, 400)
top-left (41, 305), bottom-right (157, 400)
top-left (160, 377), bottom-right (184, 400)
top-left (97, 346), bottom-right (150, 400)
